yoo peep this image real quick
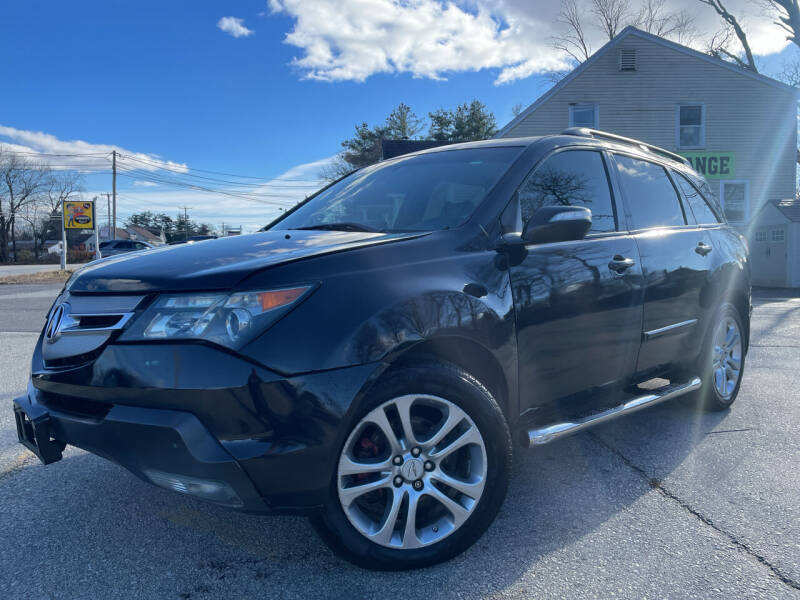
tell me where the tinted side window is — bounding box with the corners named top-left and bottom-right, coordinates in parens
top-left (518, 150), bottom-right (616, 233)
top-left (674, 172), bottom-right (720, 225)
top-left (614, 155), bottom-right (685, 230)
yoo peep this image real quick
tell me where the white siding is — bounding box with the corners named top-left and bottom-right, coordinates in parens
top-left (792, 223), bottom-right (800, 287)
top-left (501, 35), bottom-right (797, 220)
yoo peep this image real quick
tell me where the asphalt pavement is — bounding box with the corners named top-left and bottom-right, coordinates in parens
top-left (0, 283), bottom-right (798, 599)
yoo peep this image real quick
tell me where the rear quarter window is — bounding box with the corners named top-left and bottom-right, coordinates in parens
top-left (673, 171), bottom-right (721, 225)
top-left (614, 155), bottom-right (685, 230)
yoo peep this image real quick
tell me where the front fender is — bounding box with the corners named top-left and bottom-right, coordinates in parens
top-left (240, 245), bottom-right (516, 378)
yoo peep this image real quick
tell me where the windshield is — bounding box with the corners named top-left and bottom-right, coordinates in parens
top-left (271, 147), bottom-right (522, 233)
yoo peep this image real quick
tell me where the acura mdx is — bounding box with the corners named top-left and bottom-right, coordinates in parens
top-left (14, 128), bottom-right (750, 570)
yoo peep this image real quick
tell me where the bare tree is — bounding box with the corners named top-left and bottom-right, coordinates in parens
top-left (762, 0), bottom-right (800, 46)
top-left (776, 57), bottom-right (800, 86)
top-left (592, 0), bottom-right (634, 40)
top-left (699, 0), bottom-right (758, 72)
top-left (25, 170), bottom-right (84, 260)
top-left (635, 0), bottom-right (696, 44)
top-left (553, 0), bottom-right (593, 63)
top-left (0, 148), bottom-right (48, 262)
top-left (320, 154), bottom-right (357, 183)
top-left (551, 0), bottom-right (695, 72)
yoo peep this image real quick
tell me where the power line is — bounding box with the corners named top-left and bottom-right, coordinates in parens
top-left (115, 170), bottom-right (303, 206)
top-left (0, 149), bottom-right (109, 157)
top-left (117, 153), bottom-right (323, 182)
top-left (1, 147), bottom-right (325, 186)
top-left (117, 154), bottom-right (322, 188)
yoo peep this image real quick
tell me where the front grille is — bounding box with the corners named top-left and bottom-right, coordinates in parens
top-left (75, 314), bottom-right (127, 329)
top-left (42, 293), bottom-right (146, 367)
top-left (39, 391), bottom-right (113, 420)
top-left (44, 348), bottom-right (105, 370)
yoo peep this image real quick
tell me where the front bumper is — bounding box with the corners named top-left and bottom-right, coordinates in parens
top-left (14, 384), bottom-right (266, 510)
top-left (15, 341), bottom-right (384, 514)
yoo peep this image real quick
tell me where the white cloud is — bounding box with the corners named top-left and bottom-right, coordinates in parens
top-left (217, 16), bottom-right (254, 38)
top-left (109, 155), bottom-right (336, 233)
top-left (1, 124), bottom-right (334, 231)
top-left (269, 0), bottom-right (792, 84)
top-left (0, 125), bottom-right (189, 173)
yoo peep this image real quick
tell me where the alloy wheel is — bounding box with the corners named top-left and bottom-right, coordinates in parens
top-left (336, 394), bottom-right (487, 550)
top-left (712, 316), bottom-right (742, 400)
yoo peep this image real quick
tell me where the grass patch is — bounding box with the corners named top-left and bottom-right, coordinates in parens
top-left (0, 270), bottom-right (73, 284)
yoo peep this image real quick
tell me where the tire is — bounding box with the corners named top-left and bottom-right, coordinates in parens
top-left (695, 302), bottom-right (747, 412)
top-left (310, 361), bottom-right (512, 570)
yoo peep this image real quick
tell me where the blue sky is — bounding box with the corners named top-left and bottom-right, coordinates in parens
top-left (0, 0), bottom-right (797, 230)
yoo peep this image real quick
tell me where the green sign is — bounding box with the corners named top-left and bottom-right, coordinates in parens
top-left (678, 152), bottom-right (735, 180)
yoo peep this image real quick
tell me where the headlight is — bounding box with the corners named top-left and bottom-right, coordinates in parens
top-left (120, 285), bottom-right (315, 350)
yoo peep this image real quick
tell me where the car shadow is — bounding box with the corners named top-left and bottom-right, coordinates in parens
top-left (1, 395), bottom-right (729, 599)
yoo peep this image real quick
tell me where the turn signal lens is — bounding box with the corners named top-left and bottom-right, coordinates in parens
top-left (228, 287), bottom-right (308, 312)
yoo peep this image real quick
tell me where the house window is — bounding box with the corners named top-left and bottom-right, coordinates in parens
top-left (720, 181), bottom-right (749, 223)
top-left (569, 103), bottom-right (598, 128)
top-left (676, 104), bottom-right (705, 148)
top-left (772, 229), bottom-right (786, 242)
top-left (754, 230), bottom-right (767, 242)
top-left (619, 49), bottom-right (636, 71)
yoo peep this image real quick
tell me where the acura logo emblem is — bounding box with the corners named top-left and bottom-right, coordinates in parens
top-left (45, 303), bottom-right (69, 342)
top-left (401, 458), bottom-right (423, 481)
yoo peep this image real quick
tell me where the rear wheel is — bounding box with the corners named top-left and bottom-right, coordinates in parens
top-left (310, 362), bottom-right (511, 570)
top-left (697, 303), bottom-right (746, 411)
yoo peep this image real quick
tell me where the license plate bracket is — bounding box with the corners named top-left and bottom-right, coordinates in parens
top-left (13, 398), bottom-right (65, 465)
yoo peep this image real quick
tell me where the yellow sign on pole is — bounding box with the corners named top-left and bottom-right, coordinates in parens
top-left (63, 200), bottom-right (95, 229)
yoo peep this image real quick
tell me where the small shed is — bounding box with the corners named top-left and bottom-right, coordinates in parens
top-left (750, 199), bottom-right (800, 288)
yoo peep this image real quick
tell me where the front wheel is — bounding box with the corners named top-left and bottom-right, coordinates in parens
top-left (310, 362), bottom-right (512, 570)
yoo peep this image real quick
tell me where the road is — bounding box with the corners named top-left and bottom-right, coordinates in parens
top-left (1, 283), bottom-right (798, 599)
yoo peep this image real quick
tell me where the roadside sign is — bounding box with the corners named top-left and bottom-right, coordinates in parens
top-left (61, 199), bottom-right (100, 270)
top-left (63, 201), bottom-right (95, 229)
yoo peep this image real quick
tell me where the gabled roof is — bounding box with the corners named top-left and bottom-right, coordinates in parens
top-left (773, 199), bottom-right (800, 222)
top-left (126, 224), bottom-right (162, 242)
top-left (497, 26), bottom-right (797, 138)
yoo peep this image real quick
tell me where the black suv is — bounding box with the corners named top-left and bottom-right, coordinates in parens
top-left (13, 129), bottom-right (749, 570)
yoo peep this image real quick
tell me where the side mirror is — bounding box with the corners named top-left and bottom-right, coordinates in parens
top-left (522, 206), bottom-right (592, 244)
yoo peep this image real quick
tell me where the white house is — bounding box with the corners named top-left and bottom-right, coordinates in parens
top-left (498, 26), bottom-right (799, 287)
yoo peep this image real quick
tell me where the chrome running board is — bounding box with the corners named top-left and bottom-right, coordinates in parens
top-left (523, 377), bottom-right (702, 447)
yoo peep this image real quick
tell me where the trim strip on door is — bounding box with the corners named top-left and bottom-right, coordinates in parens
top-left (643, 318), bottom-right (698, 341)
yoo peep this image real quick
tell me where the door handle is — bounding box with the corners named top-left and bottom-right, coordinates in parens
top-left (695, 242), bottom-right (712, 256)
top-left (608, 255), bottom-right (636, 273)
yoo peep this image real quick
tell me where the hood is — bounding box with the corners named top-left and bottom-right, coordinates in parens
top-left (67, 230), bottom-right (423, 293)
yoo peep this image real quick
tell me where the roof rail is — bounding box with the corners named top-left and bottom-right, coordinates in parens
top-left (561, 127), bottom-right (690, 166)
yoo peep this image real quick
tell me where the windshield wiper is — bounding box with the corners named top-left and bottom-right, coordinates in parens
top-left (290, 222), bottom-right (383, 233)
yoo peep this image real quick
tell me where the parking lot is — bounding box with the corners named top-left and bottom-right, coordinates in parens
top-left (0, 283), bottom-right (798, 599)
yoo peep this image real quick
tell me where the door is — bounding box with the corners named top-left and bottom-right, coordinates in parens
top-left (611, 154), bottom-right (713, 374)
top-left (751, 226), bottom-right (788, 287)
top-left (506, 149), bottom-right (645, 413)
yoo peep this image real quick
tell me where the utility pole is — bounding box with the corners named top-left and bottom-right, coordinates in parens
top-left (180, 206), bottom-right (192, 240)
top-left (112, 150), bottom-right (117, 239)
top-left (105, 193), bottom-right (111, 238)
top-left (92, 196), bottom-right (100, 260)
